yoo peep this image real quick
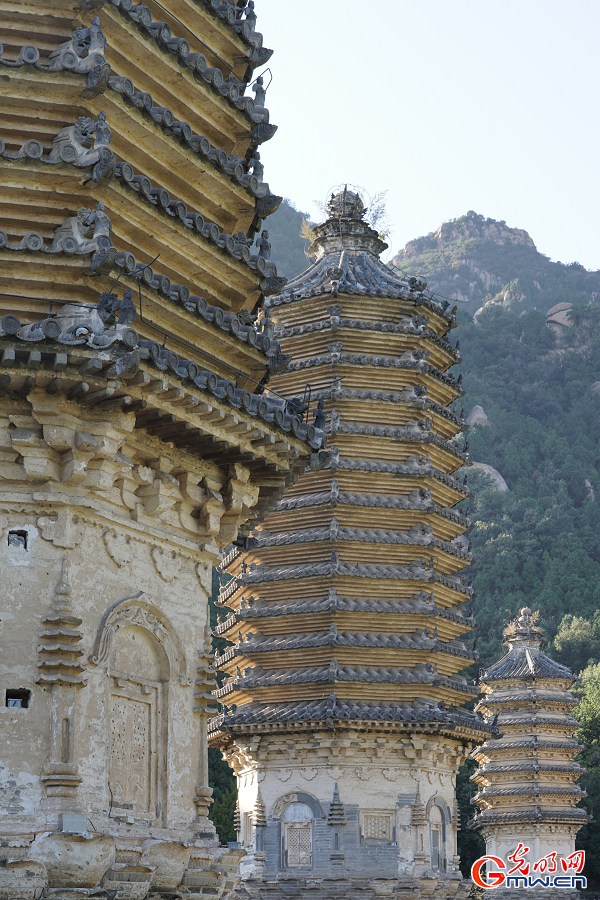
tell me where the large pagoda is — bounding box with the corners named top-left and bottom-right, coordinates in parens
top-left (209, 189), bottom-right (490, 898)
top-left (0, 3), bottom-right (327, 899)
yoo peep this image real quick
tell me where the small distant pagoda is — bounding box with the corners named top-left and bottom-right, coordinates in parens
top-left (209, 188), bottom-right (490, 898)
top-left (470, 607), bottom-right (588, 894)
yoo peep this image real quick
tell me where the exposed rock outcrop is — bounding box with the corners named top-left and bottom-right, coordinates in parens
top-left (469, 462), bottom-right (508, 492)
top-left (466, 405), bottom-right (492, 428)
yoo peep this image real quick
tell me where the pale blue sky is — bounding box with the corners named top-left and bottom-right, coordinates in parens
top-left (256, 0), bottom-right (600, 269)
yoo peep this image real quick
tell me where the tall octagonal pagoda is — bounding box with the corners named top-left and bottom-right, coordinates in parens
top-left (0, 3), bottom-right (328, 899)
top-left (209, 189), bottom-right (491, 898)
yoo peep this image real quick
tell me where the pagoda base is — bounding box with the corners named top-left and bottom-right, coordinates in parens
top-left (233, 874), bottom-right (473, 900)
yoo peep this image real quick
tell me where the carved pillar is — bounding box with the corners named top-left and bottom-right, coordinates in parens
top-left (234, 799), bottom-right (241, 838)
top-left (327, 783), bottom-right (346, 865)
top-left (451, 797), bottom-right (460, 871)
top-left (248, 789), bottom-right (266, 875)
top-left (192, 625), bottom-right (215, 825)
top-left (37, 558), bottom-right (87, 824)
top-left (410, 783), bottom-right (428, 875)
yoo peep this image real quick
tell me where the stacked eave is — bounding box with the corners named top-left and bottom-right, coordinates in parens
top-left (0, 0), bottom-right (282, 327)
top-left (469, 613), bottom-right (589, 832)
top-left (208, 199), bottom-right (487, 746)
top-left (0, 0), bottom-right (328, 530)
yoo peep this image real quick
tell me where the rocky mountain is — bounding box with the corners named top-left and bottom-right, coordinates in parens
top-left (391, 210), bottom-right (600, 320)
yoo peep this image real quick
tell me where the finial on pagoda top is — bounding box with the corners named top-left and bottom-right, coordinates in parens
top-left (307, 183), bottom-right (387, 259)
top-left (502, 606), bottom-right (546, 650)
top-left (326, 185), bottom-right (366, 220)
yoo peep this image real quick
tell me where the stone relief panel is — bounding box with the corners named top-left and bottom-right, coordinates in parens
top-left (103, 530), bottom-right (134, 567)
top-left (150, 547), bottom-right (181, 582)
top-left (271, 793), bottom-right (298, 818)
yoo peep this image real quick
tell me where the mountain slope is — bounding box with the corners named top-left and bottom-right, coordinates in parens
top-left (461, 307), bottom-right (600, 663)
top-left (262, 198), bottom-right (313, 279)
top-left (391, 210), bottom-right (600, 319)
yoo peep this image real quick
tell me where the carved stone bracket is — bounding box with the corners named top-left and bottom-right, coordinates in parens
top-left (37, 510), bottom-right (84, 548)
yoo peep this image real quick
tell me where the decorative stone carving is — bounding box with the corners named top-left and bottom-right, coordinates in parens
top-left (49, 201), bottom-right (112, 255)
top-left (150, 546), bottom-right (181, 582)
top-left (271, 793), bottom-right (297, 818)
top-left (410, 785), bottom-right (427, 827)
top-left (37, 510), bottom-right (84, 548)
top-left (49, 112), bottom-right (115, 182)
top-left (327, 783), bottom-right (345, 826)
top-left (88, 594), bottom-right (188, 686)
top-left (48, 18), bottom-right (108, 74)
top-left (37, 557), bottom-right (87, 687)
top-left (140, 841), bottom-right (191, 892)
top-left (28, 832), bottom-right (115, 889)
top-left (257, 229), bottom-right (270, 259)
top-left (42, 291), bottom-right (139, 351)
top-left (193, 784), bottom-right (214, 821)
top-left (101, 864), bottom-right (155, 899)
top-left (103, 530), bottom-right (134, 567)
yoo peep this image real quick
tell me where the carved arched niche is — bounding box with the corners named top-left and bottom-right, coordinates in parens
top-left (88, 593), bottom-right (189, 686)
top-left (271, 792), bottom-right (324, 819)
top-left (89, 594), bottom-right (188, 826)
top-left (271, 793), bottom-right (323, 872)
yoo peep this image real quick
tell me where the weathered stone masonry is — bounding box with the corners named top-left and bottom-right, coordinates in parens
top-left (0, 2), bottom-right (327, 897)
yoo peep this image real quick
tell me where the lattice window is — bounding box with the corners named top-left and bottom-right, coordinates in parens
top-left (362, 814), bottom-right (391, 840)
top-left (286, 826), bottom-right (312, 866)
top-left (109, 694), bottom-right (152, 813)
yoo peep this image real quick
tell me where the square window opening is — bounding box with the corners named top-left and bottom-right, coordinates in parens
top-left (6, 689), bottom-right (31, 708)
top-left (8, 530), bottom-right (28, 550)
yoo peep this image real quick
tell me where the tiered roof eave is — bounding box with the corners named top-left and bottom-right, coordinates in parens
top-left (468, 607), bottom-right (590, 835)
top-left (209, 191), bottom-right (482, 748)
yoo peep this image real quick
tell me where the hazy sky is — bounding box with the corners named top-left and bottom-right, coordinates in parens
top-left (255, 0), bottom-right (600, 269)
